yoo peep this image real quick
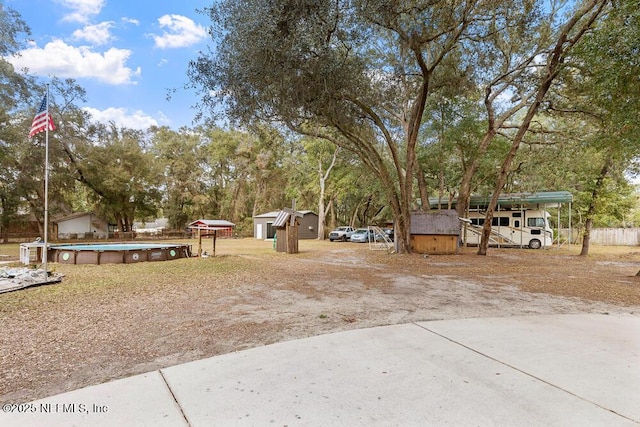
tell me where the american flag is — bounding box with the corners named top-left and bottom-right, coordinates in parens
top-left (29, 94), bottom-right (56, 138)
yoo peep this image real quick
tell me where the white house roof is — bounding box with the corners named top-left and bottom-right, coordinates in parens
top-left (54, 212), bottom-right (103, 224)
top-left (133, 218), bottom-right (169, 230)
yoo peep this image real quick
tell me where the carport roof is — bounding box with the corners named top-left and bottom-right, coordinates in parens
top-left (430, 191), bottom-right (573, 209)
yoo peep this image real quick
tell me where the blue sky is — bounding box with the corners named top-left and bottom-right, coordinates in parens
top-left (6, 0), bottom-right (213, 130)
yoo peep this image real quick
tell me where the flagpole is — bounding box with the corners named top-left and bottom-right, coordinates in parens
top-left (42, 84), bottom-right (50, 281)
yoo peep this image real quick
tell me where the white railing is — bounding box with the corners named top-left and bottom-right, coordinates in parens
top-left (367, 226), bottom-right (394, 251)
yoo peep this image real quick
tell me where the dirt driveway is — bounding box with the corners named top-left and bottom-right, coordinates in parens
top-left (1, 239), bottom-right (639, 404)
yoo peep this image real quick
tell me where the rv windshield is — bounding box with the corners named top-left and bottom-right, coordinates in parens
top-left (527, 217), bottom-right (545, 228)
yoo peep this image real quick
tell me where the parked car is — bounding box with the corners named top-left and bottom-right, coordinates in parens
top-left (350, 228), bottom-right (376, 243)
top-left (328, 226), bottom-right (355, 242)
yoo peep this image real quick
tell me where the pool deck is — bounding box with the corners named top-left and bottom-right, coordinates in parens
top-left (0, 267), bottom-right (61, 294)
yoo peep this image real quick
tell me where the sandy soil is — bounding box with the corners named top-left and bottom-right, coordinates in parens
top-left (1, 240), bottom-right (639, 404)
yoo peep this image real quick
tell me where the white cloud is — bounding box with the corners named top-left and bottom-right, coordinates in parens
top-left (151, 15), bottom-right (207, 49)
top-left (156, 111), bottom-right (170, 125)
top-left (121, 17), bottom-right (140, 26)
top-left (84, 107), bottom-right (159, 130)
top-left (58, 0), bottom-right (105, 24)
top-left (71, 21), bottom-right (114, 45)
top-left (7, 39), bottom-right (140, 85)
top-left (158, 58), bottom-right (168, 67)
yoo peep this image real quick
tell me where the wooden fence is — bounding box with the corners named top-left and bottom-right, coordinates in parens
top-left (559, 228), bottom-right (640, 246)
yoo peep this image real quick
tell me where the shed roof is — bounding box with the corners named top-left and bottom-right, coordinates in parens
top-left (273, 211), bottom-right (291, 228)
top-left (272, 208), bottom-right (305, 228)
top-left (254, 210), bottom-right (315, 219)
top-left (188, 219), bottom-right (235, 230)
top-left (411, 210), bottom-right (460, 235)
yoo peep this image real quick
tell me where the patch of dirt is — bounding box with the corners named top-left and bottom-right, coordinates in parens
top-left (1, 241), bottom-right (639, 404)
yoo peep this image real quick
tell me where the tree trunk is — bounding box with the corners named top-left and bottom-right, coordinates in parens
top-left (328, 198), bottom-right (336, 230)
top-left (416, 162), bottom-right (430, 211)
top-left (478, 0), bottom-right (606, 255)
top-left (1, 196), bottom-right (9, 244)
top-left (580, 217), bottom-right (593, 256)
top-left (317, 148), bottom-right (338, 240)
top-left (580, 158), bottom-right (611, 256)
top-left (456, 129), bottom-right (496, 219)
top-left (362, 195), bottom-right (372, 225)
top-left (350, 205), bottom-right (359, 228)
top-left (317, 176), bottom-right (326, 239)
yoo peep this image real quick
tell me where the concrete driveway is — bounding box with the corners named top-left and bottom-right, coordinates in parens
top-left (2, 313), bottom-right (638, 426)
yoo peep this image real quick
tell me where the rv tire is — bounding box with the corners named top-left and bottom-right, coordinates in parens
top-left (528, 239), bottom-right (542, 249)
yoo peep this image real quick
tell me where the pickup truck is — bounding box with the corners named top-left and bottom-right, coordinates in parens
top-left (328, 226), bottom-right (355, 242)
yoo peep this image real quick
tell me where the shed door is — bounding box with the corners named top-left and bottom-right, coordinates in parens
top-left (256, 223), bottom-right (263, 239)
top-left (266, 222), bottom-right (275, 239)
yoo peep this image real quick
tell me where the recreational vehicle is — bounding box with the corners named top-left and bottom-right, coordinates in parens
top-left (429, 191), bottom-right (573, 250)
top-left (462, 209), bottom-right (553, 249)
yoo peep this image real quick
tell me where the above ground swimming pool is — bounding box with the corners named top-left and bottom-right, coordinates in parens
top-left (48, 243), bottom-right (193, 265)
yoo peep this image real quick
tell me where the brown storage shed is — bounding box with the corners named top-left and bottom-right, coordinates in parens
top-left (410, 210), bottom-right (461, 255)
